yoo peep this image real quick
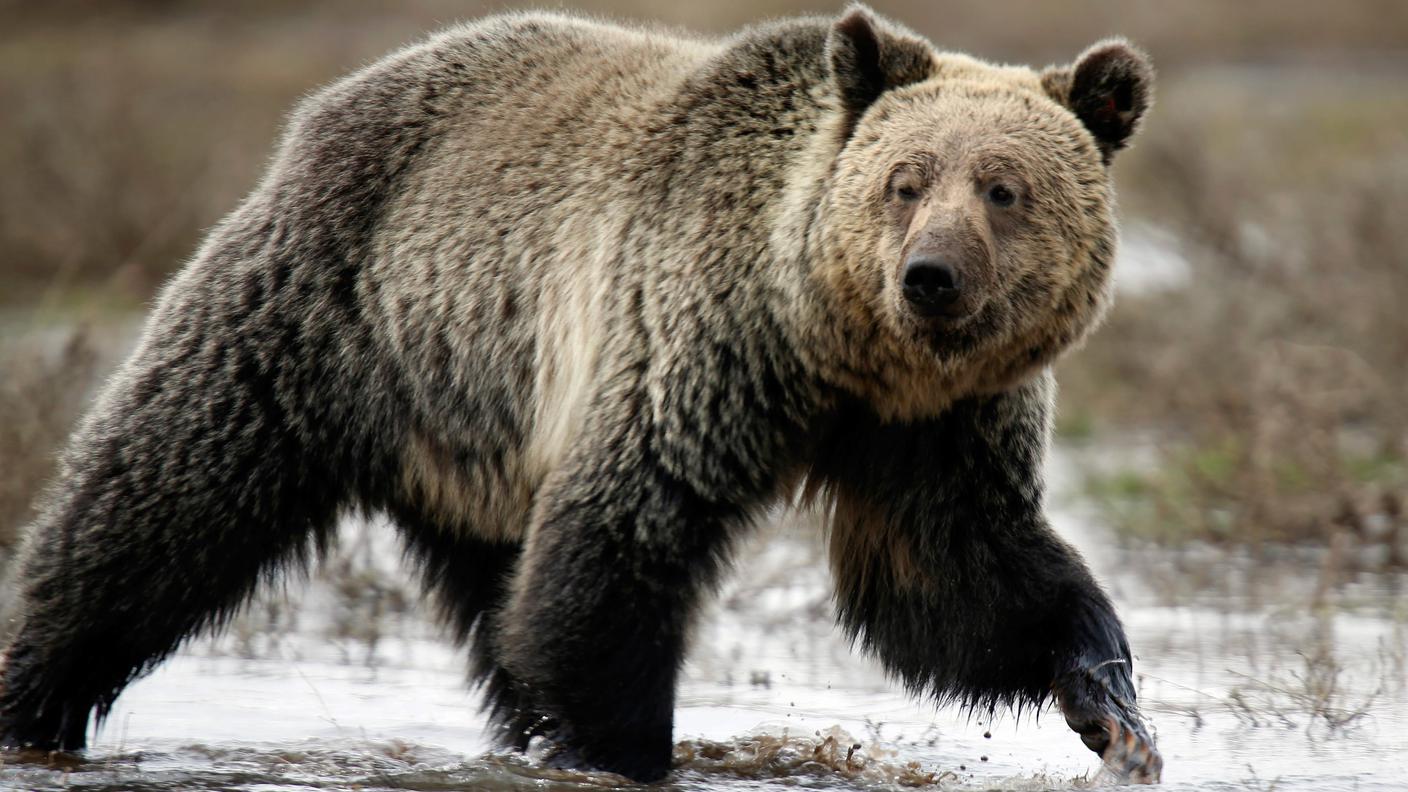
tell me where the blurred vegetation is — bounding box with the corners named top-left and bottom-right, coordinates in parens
top-left (1, 0), bottom-right (1406, 567)
top-left (0, 329), bottom-right (99, 560)
top-left (1061, 64), bottom-right (1408, 562)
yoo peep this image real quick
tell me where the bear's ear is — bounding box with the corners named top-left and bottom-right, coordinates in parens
top-left (1042, 39), bottom-right (1153, 164)
top-left (826, 4), bottom-right (935, 137)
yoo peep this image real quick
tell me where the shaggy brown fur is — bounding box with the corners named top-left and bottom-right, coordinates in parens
top-left (0, 5), bottom-right (1158, 783)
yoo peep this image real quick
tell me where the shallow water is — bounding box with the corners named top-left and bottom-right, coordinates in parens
top-left (2, 453), bottom-right (1405, 791)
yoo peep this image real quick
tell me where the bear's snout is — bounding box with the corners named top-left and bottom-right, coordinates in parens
top-left (902, 257), bottom-right (968, 319)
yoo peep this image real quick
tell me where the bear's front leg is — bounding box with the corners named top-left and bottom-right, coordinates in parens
top-left (810, 371), bottom-right (1162, 784)
top-left (491, 410), bottom-right (761, 782)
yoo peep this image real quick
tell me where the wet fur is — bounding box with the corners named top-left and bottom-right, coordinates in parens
top-left (806, 372), bottom-right (1135, 712)
top-left (0, 6), bottom-right (1151, 782)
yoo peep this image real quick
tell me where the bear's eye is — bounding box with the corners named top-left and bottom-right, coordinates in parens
top-left (894, 184), bottom-right (922, 202)
top-left (987, 184), bottom-right (1017, 208)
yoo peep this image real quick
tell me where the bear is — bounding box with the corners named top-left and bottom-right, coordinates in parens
top-left (0, 5), bottom-right (1160, 784)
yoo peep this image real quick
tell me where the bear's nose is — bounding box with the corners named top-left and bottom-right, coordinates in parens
top-left (901, 258), bottom-right (964, 317)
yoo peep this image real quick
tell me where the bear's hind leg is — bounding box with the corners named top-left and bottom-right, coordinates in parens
top-left (0, 351), bottom-right (342, 753)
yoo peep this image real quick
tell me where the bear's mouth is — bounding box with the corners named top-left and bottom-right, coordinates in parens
top-left (914, 299), bottom-right (999, 356)
top-left (911, 295), bottom-right (986, 327)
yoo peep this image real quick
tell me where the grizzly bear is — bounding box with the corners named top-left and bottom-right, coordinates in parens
top-left (0, 5), bottom-right (1160, 784)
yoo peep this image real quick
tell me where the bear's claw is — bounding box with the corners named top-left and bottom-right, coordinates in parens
top-left (1056, 669), bottom-right (1162, 784)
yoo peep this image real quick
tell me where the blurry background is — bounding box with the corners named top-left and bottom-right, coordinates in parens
top-left (3, 0), bottom-right (1405, 577)
top-left (0, 3), bottom-right (1405, 789)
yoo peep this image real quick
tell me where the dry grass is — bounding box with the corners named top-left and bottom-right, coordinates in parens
top-left (1225, 634), bottom-right (1381, 737)
top-left (1140, 607), bottom-right (1405, 745)
top-left (0, 328), bottom-right (102, 561)
top-left (1062, 64), bottom-right (1408, 557)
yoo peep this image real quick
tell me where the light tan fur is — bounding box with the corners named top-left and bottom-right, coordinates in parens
top-left (796, 71), bottom-right (1116, 420)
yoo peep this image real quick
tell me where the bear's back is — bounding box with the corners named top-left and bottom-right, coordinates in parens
top-left (362, 13), bottom-right (729, 298)
top-left (426, 14), bottom-right (718, 159)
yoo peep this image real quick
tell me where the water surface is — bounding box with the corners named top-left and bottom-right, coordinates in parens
top-left (2, 454), bottom-right (1403, 791)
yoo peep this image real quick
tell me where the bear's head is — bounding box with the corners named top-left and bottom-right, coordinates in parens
top-left (811, 6), bottom-right (1151, 418)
